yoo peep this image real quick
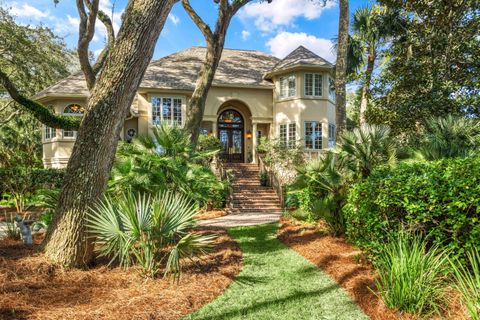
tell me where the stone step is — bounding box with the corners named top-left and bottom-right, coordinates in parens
top-left (229, 208), bottom-right (283, 214)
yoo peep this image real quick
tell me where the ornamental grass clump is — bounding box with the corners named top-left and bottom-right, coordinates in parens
top-left (374, 232), bottom-right (450, 316)
top-left (88, 191), bottom-right (216, 279)
top-left (450, 248), bottom-right (480, 320)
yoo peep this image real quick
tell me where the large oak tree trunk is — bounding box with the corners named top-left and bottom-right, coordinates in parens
top-left (184, 43), bottom-right (225, 145)
top-left (43, 0), bottom-right (175, 267)
top-left (359, 51), bottom-right (375, 125)
top-left (335, 0), bottom-right (349, 139)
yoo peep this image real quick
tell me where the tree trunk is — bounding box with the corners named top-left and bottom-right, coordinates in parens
top-left (184, 43), bottom-right (224, 145)
top-left (335, 0), bottom-right (349, 140)
top-left (359, 51), bottom-right (375, 125)
top-left (43, 0), bottom-right (175, 268)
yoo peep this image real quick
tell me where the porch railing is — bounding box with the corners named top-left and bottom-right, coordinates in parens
top-left (212, 157), bottom-right (234, 210)
top-left (256, 154), bottom-right (285, 208)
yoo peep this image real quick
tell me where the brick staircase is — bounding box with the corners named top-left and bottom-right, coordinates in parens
top-left (225, 163), bottom-right (283, 214)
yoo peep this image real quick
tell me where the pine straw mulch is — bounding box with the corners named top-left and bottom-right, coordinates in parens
top-left (0, 228), bottom-right (242, 320)
top-left (195, 209), bottom-right (228, 220)
top-left (277, 217), bottom-right (467, 320)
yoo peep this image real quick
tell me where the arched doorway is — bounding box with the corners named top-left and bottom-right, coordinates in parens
top-left (218, 109), bottom-right (244, 162)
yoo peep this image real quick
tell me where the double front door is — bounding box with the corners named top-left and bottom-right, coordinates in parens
top-left (218, 110), bottom-right (244, 163)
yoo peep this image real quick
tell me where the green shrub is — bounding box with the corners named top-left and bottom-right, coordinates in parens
top-left (450, 248), bottom-right (480, 320)
top-left (88, 191), bottom-right (216, 278)
top-left (374, 232), bottom-right (450, 315)
top-left (0, 168), bottom-right (64, 212)
top-left (344, 156), bottom-right (480, 260)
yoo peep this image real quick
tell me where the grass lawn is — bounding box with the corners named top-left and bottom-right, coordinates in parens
top-left (185, 223), bottom-right (368, 320)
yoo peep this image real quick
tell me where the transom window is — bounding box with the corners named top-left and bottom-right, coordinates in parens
top-left (63, 104), bottom-right (84, 139)
top-left (152, 97), bottom-right (182, 125)
top-left (279, 75), bottom-right (296, 98)
top-left (329, 77), bottom-right (336, 102)
top-left (304, 73), bottom-right (322, 96)
top-left (279, 123), bottom-right (297, 149)
top-left (328, 124), bottom-right (336, 148)
top-left (44, 126), bottom-right (56, 140)
top-left (305, 121), bottom-right (322, 150)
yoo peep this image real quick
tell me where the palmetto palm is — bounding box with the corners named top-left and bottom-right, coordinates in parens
top-left (109, 123), bottom-right (222, 205)
top-left (88, 191), bottom-right (216, 278)
top-left (340, 124), bottom-right (396, 178)
top-left (416, 115), bottom-right (480, 160)
top-left (348, 5), bottom-right (400, 124)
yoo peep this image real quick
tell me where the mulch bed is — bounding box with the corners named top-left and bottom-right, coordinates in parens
top-left (0, 228), bottom-right (242, 320)
top-left (195, 209), bottom-right (227, 220)
top-left (277, 217), bottom-right (466, 320)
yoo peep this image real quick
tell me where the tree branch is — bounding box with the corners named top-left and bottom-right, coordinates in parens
top-left (0, 110), bottom-right (20, 126)
top-left (0, 70), bottom-right (81, 130)
top-left (92, 10), bottom-right (116, 75)
top-left (77, 0), bottom-right (100, 90)
top-left (181, 0), bottom-right (214, 43)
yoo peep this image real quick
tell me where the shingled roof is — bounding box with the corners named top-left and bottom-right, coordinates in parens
top-left (264, 46), bottom-right (333, 79)
top-left (35, 47), bottom-right (280, 99)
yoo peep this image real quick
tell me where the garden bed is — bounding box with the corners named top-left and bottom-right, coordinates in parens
top-left (195, 209), bottom-right (228, 220)
top-left (0, 227), bottom-right (242, 320)
top-left (277, 218), bottom-right (466, 320)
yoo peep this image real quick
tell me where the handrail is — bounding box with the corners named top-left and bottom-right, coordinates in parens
top-left (256, 153), bottom-right (285, 208)
top-left (213, 156), bottom-right (233, 210)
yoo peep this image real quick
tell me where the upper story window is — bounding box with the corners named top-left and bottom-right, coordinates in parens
top-left (305, 121), bottom-right (322, 150)
top-left (152, 97), bottom-right (182, 125)
top-left (44, 126), bottom-right (56, 141)
top-left (279, 123), bottom-right (297, 149)
top-left (329, 77), bottom-right (336, 102)
top-left (63, 104), bottom-right (84, 139)
top-left (279, 75), bottom-right (296, 99)
top-left (304, 73), bottom-right (322, 97)
top-left (328, 124), bottom-right (336, 148)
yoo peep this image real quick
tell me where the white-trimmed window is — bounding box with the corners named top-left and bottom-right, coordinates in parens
top-left (329, 77), bottom-right (336, 101)
top-left (304, 73), bottom-right (322, 96)
top-left (279, 123), bottom-right (297, 148)
top-left (152, 97), bottom-right (182, 125)
top-left (279, 75), bottom-right (296, 99)
top-left (305, 121), bottom-right (322, 150)
top-left (328, 124), bottom-right (336, 148)
top-left (44, 126), bottom-right (56, 141)
top-left (62, 104), bottom-right (84, 139)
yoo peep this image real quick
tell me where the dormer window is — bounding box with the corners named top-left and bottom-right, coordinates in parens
top-left (279, 75), bottom-right (296, 99)
top-left (304, 73), bottom-right (322, 97)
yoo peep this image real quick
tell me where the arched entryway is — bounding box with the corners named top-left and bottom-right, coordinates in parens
top-left (218, 109), bottom-right (244, 162)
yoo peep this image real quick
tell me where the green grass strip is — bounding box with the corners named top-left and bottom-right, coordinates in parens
top-left (184, 223), bottom-right (368, 320)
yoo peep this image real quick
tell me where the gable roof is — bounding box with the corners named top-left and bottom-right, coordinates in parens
top-left (264, 46), bottom-right (333, 79)
top-left (35, 47), bottom-right (280, 99)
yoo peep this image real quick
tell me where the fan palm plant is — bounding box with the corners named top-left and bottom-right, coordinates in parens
top-left (415, 115), bottom-right (480, 160)
top-left (88, 191), bottom-right (216, 278)
top-left (340, 124), bottom-right (396, 178)
top-left (109, 123), bottom-right (222, 205)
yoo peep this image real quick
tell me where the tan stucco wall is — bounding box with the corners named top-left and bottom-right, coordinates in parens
top-left (272, 69), bottom-right (336, 151)
top-left (40, 76), bottom-right (335, 167)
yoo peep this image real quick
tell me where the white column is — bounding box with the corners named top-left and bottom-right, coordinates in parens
top-left (212, 121), bottom-right (217, 137)
top-left (252, 123), bottom-right (258, 164)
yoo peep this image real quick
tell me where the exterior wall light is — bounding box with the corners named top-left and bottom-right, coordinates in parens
top-left (246, 130), bottom-right (252, 139)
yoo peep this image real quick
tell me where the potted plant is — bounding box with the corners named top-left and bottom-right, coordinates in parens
top-left (259, 171), bottom-right (268, 186)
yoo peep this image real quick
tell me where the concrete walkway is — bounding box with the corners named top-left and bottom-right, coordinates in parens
top-left (199, 211), bottom-right (281, 228)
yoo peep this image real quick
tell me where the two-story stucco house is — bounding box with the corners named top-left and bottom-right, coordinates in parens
top-left (36, 45), bottom-right (336, 168)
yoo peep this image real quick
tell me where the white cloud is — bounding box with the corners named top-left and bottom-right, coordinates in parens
top-left (168, 13), bottom-right (180, 26)
top-left (266, 31), bottom-right (336, 63)
top-left (239, 0), bottom-right (335, 33)
top-left (9, 3), bottom-right (49, 20)
top-left (241, 30), bottom-right (250, 41)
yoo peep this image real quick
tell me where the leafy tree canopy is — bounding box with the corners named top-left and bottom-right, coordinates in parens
top-left (369, 0), bottom-right (480, 139)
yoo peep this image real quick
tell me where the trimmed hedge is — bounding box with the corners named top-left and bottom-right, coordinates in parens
top-left (344, 156), bottom-right (480, 261)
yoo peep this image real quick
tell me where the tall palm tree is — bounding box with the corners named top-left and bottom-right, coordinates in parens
top-left (335, 0), bottom-right (349, 138)
top-left (349, 6), bottom-right (399, 125)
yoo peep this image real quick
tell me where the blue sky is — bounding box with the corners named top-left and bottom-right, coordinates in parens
top-left (4, 0), bottom-right (374, 62)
